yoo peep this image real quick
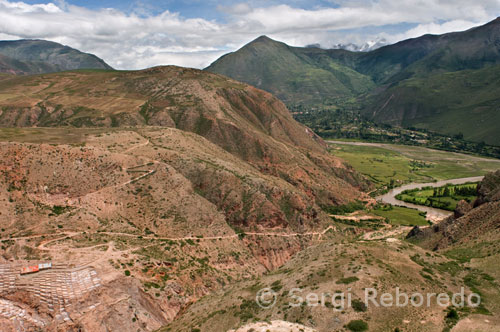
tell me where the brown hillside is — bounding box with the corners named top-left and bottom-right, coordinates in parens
top-left (0, 127), bottom-right (358, 331)
top-left (0, 66), bottom-right (371, 207)
top-left (0, 66), bottom-right (371, 331)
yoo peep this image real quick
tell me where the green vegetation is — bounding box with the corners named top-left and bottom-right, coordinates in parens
top-left (372, 205), bottom-right (428, 226)
top-left (330, 144), bottom-right (433, 188)
top-left (236, 298), bottom-right (261, 322)
top-left (206, 36), bottom-right (374, 106)
top-left (444, 240), bottom-right (500, 263)
top-left (0, 39), bottom-right (112, 75)
top-left (443, 307), bottom-right (463, 332)
top-left (396, 182), bottom-right (478, 211)
top-left (364, 65), bottom-right (500, 146)
top-left (330, 216), bottom-right (386, 230)
top-left (351, 299), bottom-right (367, 312)
top-left (346, 320), bottom-right (369, 332)
top-left (50, 205), bottom-right (71, 216)
top-left (329, 143), bottom-right (499, 190)
top-left (321, 200), bottom-right (365, 215)
top-left (336, 276), bottom-right (359, 284)
top-left (293, 105), bottom-right (500, 159)
top-left (270, 280), bottom-right (283, 292)
top-left (208, 19), bottom-right (500, 146)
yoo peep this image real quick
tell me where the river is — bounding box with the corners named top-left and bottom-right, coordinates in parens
top-left (376, 176), bottom-right (484, 221)
top-left (326, 140), bottom-right (497, 221)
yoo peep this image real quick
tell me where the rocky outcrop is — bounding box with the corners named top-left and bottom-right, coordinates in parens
top-left (474, 170), bottom-right (500, 206)
top-left (454, 199), bottom-right (472, 218)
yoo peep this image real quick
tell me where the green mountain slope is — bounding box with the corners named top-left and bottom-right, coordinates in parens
top-left (0, 39), bottom-right (112, 74)
top-left (0, 53), bottom-right (52, 75)
top-left (358, 18), bottom-right (500, 145)
top-left (363, 65), bottom-right (500, 144)
top-left (207, 18), bottom-right (500, 145)
top-left (206, 36), bottom-right (374, 105)
top-left (354, 17), bottom-right (500, 83)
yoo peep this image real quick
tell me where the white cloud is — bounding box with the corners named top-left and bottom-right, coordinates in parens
top-left (390, 20), bottom-right (483, 41)
top-left (218, 3), bottom-right (253, 15)
top-left (1, 0), bottom-right (61, 13)
top-left (0, 0), bottom-right (498, 69)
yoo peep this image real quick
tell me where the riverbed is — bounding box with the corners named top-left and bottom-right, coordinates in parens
top-left (376, 176), bottom-right (484, 221)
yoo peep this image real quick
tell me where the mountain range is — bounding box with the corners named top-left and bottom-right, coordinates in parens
top-left (330, 38), bottom-right (388, 52)
top-left (0, 17), bottom-right (499, 332)
top-left (2, 20), bottom-right (498, 144)
top-left (206, 17), bottom-right (500, 145)
top-left (206, 35), bottom-right (376, 106)
top-left (0, 39), bottom-right (112, 75)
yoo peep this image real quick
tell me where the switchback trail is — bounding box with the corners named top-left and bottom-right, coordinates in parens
top-left (3, 226), bottom-right (338, 251)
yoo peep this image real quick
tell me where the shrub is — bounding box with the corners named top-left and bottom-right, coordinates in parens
top-left (271, 280), bottom-right (283, 292)
top-left (446, 308), bottom-right (459, 320)
top-left (346, 320), bottom-right (368, 332)
top-left (322, 201), bottom-right (365, 215)
top-left (336, 276), bottom-right (359, 284)
top-left (351, 299), bottom-right (367, 312)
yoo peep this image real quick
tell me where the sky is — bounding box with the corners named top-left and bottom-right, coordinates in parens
top-left (0, 0), bottom-right (499, 69)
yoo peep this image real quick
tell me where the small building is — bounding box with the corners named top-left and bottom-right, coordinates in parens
top-left (20, 262), bottom-right (52, 275)
top-left (38, 262), bottom-right (52, 270)
top-left (20, 265), bottom-right (39, 274)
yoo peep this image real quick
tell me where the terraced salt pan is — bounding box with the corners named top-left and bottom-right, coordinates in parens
top-left (228, 320), bottom-right (317, 332)
top-left (1, 265), bottom-right (101, 327)
top-left (0, 299), bottom-right (46, 327)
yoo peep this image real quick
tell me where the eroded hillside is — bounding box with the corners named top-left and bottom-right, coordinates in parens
top-left (0, 66), bottom-right (371, 331)
top-left (0, 127), bottom-right (365, 331)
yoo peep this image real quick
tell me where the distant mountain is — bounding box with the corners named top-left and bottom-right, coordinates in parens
top-left (0, 39), bottom-right (112, 75)
top-left (353, 17), bottom-right (500, 83)
top-left (207, 18), bottom-right (500, 145)
top-left (0, 53), bottom-right (53, 75)
top-left (359, 17), bottom-right (500, 144)
top-left (331, 38), bottom-right (387, 52)
top-left (205, 36), bottom-right (375, 106)
top-left (305, 38), bottom-right (387, 52)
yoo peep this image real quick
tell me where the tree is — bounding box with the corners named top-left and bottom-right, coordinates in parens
top-left (475, 141), bottom-right (486, 152)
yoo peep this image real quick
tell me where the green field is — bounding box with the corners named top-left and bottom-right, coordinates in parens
top-left (372, 205), bottom-right (428, 226)
top-left (329, 142), bottom-right (500, 189)
top-left (396, 182), bottom-right (478, 211)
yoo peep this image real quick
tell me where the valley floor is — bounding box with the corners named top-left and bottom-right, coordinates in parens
top-left (328, 140), bottom-right (500, 189)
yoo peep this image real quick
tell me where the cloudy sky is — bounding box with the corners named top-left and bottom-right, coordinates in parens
top-left (0, 0), bottom-right (499, 69)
